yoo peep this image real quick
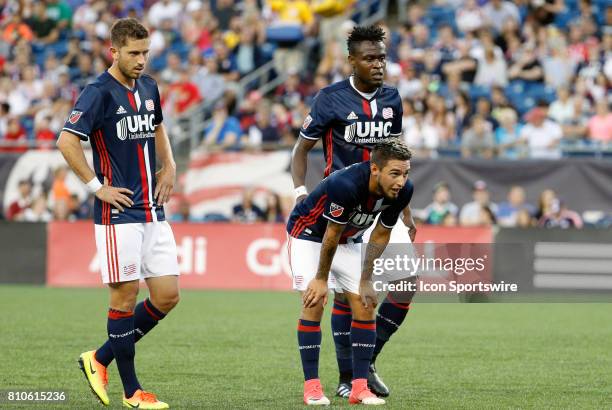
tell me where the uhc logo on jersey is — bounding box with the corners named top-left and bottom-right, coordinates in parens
top-left (116, 114), bottom-right (156, 141)
top-left (344, 121), bottom-right (393, 143)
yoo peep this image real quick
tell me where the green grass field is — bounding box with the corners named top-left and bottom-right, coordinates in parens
top-left (1, 286), bottom-right (611, 409)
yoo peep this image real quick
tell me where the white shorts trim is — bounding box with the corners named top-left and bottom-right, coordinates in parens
top-left (287, 236), bottom-right (362, 294)
top-left (94, 221), bottom-right (180, 284)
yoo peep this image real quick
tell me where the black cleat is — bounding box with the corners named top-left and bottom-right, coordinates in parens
top-left (367, 363), bottom-right (390, 397)
top-left (336, 381), bottom-right (351, 398)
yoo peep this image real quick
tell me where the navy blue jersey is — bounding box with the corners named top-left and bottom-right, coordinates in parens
top-left (300, 78), bottom-right (403, 176)
top-left (62, 72), bottom-right (164, 225)
top-left (287, 162), bottom-right (413, 244)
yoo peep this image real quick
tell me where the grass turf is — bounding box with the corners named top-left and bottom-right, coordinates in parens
top-left (0, 286), bottom-right (611, 409)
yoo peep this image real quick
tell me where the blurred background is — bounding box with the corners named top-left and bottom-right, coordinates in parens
top-left (0, 0), bottom-right (610, 291)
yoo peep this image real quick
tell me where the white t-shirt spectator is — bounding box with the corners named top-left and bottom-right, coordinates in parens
top-left (548, 99), bottom-right (574, 124)
top-left (403, 117), bottom-right (440, 150)
top-left (148, 1), bottom-right (183, 28)
top-left (474, 55), bottom-right (508, 87)
top-left (520, 120), bottom-right (563, 159)
top-left (482, 1), bottom-right (520, 33)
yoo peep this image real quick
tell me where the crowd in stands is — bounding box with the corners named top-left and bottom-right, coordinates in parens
top-left (0, 0), bottom-right (609, 157)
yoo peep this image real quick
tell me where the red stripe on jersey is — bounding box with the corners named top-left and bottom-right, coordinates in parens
top-left (127, 92), bottom-right (137, 111)
top-left (290, 194), bottom-right (327, 237)
top-left (111, 225), bottom-right (120, 282)
top-left (287, 236), bottom-right (293, 275)
top-left (96, 130), bottom-right (113, 224)
top-left (362, 148), bottom-right (370, 161)
top-left (323, 129), bottom-right (333, 177)
top-left (362, 99), bottom-right (371, 119)
top-left (108, 225), bottom-right (117, 282)
top-left (136, 144), bottom-right (153, 222)
top-left (352, 321), bottom-right (376, 330)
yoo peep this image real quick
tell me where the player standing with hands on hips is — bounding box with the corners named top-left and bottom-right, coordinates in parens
top-left (291, 25), bottom-right (417, 398)
top-left (57, 18), bottom-right (179, 410)
top-left (287, 139), bottom-right (414, 405)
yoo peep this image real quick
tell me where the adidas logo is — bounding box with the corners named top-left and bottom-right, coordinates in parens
top-left (116, 106), bottom-right (127, 114)
top-left (347, 111), bottom-right (358, 120)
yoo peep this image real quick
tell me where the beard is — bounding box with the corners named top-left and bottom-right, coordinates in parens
top-left (118, 61), bottom-right (141, 80)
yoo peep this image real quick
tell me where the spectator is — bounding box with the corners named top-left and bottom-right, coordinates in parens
top-left (160, 52), bottom-right (183, 84)
top-left (538, 199), bottom-right (584, 228)
top-left (475, 97), bottom-right (499, 131)
top-left (263, 192), bottom-right (284, 222)
top-left (562, 95), bottom-right (590, 140)
top-left (423, 182), bottom-right (459, 225)
top-left (456, 0), bottom-right (485, 34)
top-left (497, 186), bottom-right (536, 227)
top-left (168, 69), bottom-right (203, 115)
top-left (516, 208), bottom-right (536, 228)
top-left (543, 44), bottom-right (577, 89)
top-left (192, 57), bottom-right (226, 105)
top-left (22, 194), bottom-right (52, 222)
top-left (474, 43), bottom-right (509, 87)
top-left (2, 14), bottom-right (33, 45)
top-left (147, 0), bottom-right (182, 29)
top-left (46, 0), bottom-right (73, 31)
top-left (246, 101), bottom-right (281, 148)
top-left (588, 100), bottom-right (612, 143)
top-left (460, 180), bottom-right (499, 226)
top-left (548, 86), bottom-right (575, 124)
top-left (233, 188), bottom-right (264, 222)
top-left (461, 115), bottom-right (496, 159)
top-left (26, 2), bottom-right (59, 45)
top-left (6, 180), bottom-right (32, 220)
top-left (535, 188), bottom-right (557, 221)
top-left (52, 198), bottom-right (71, 221)
top-left (2, 117), bottom-right (28, 153)
top-left (496, 108), bottom-right (524, 158)
top-left (0, 102), bottom-right (9, 136)
top-left (508, 46), bottom-right (545, 83)
top-left (169, 196), bottom-right (197, 222)
top-left (519, 107), bottom-right (563, 158)
top-left (51, 166), bottom-right (71, 205)
top-left (403, 106), bottom-right (440, 156)
top-left (483, 0), bottom-right (521, 34)
top-left (201, 100), bottom-right (242, 150)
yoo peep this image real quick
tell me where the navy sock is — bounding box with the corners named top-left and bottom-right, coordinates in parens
top-left (297, 319), bottom-right (321, 381)
top-left (331, 300), bottom-right (353, 381)
top-left (351, 319), bottom-right (376, 380)
top-left (107, 309), bottom-right (141, 397)
top-left (96, 299), bottom-right (166, 367)
top-left (372, 297), bottom-right (410, 363)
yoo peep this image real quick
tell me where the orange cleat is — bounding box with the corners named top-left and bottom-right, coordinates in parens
top-left (123, 389), bottom-right (169, 409)
top-left (78, 350), bottom-right (109, 405)
top-left (349, 379), bottom-right (385, 405)
top-left (303, 379), bottom-right (331, 406)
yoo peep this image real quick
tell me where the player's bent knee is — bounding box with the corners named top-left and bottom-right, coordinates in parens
top-left (301, 304), bottom-right (325, 322)
top-left (151, 291), bottom-right (180, 314)
top-left (109, 281), bottom-right (139, 311)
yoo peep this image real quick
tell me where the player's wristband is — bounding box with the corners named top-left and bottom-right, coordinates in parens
top-left (87, 177), bottom-right (103, 193)
top-left (294, 185), bottom-right (308, 199)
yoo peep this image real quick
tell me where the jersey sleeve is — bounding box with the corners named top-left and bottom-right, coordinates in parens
top-left (153, 82), bottom-right (163, 125)
top-left (390, 91), bottom-right (403, 137)
top-left (323, 178), bottom-right (357, 225)
top-left (299, 91), bottom-right (333, 141)
top-left (379, 181), bottom-right (414, 228)
top-left (62, 86), bottom-right (103, 141)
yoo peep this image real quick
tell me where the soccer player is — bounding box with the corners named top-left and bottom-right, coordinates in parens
top-left (287, 139), bottom-right (414, 405)
top-left (291, 25), bottom-right (416, 397)
top-left (57, 19), bottom-right (178, 409)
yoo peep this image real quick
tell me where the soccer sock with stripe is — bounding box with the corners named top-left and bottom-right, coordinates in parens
top-left (351, 319), bottom-right (376, 380)
top-left (107, 309), bottom-right (141, 397)
top-left (372, 297), bottom-right (410, 363)
top-left (95, 298), bottom-right (166, 367)
top-left (297, 319), bottom-right (321, 381)
top-left (331, 300), bottom-right (353, 381)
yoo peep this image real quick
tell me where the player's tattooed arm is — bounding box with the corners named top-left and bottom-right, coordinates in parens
top-left (291, 137), bottom-right (318, 203)
top-left (303, 221), bottom-right (343, 308)
top-left (154, 123), bottom-right (176, 205)
top-left (360, 222), bottom-right (391, 308)
top-left (57, 131), bottom-right (134, 211)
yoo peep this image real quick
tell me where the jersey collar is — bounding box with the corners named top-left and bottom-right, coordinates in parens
top-left (348, 76), bottom-right (381, 102)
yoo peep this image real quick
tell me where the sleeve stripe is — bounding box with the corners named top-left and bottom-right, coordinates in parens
top-left (62, 127), bottom-right (89, 139)
top-left (379, 219), bottom-right (395, 229)
top-left (322, 214), bottom-right (348, 225)
top-left (300, 132), bottom-right (320, 141)
top-left (389, 133), bottom-right (402, 137)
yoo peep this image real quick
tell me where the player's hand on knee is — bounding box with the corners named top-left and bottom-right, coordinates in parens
top-left (360, 280), bottom-right (378, 309)
top-left (154, 166), bottom-right (176, 205)
top-left (95, 179), bottom-right (134, 212)
top-left (303, 278), bottom-right (328, 308)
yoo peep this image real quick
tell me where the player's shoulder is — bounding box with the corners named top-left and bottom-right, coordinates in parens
top-left (319, 79), bottom-right (351, 96)
top-left (328, 162), bottom-right (368, 191)
top-left (138, 73), bottom-right (158, 87)
top-left (381, 83), bottom-right (401, 98)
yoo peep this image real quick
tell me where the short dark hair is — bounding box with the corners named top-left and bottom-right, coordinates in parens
top-left (347, 25), bottom-right (386, 55)
top-left (110, 18), bottom-right (149, 48)
top-left (371, 138), bottom-right (412, 168)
